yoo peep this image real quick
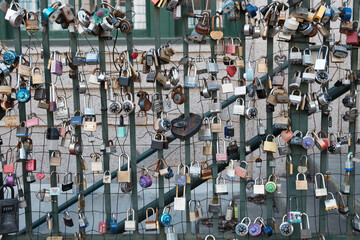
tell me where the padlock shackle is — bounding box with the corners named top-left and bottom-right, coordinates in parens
top-left (314, 172), bottom-right (325, 189)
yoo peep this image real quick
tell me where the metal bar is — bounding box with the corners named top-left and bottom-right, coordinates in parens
top-left (265, 0), bottom-right (274, 226)
top-left (153, 5), bottom-right (164, 238)
top-left (125, 0), bottom-right (139, 233)
top-left (13, 3), bottom-right (32, 234)
top-left (68, 0), bottom-right (84, 235)
top-left (181, 2), bottom-right (191, 234)
top-left (319, 0), bottom-right (331, 234)
top-left (96, 0), bottom-right (111, 225)
top-left (40, 0), bottom-right (59, 234)
top-left (347, 0), bottom-right (359, 232)
top-left (238, 7), bottom-right (246, 221)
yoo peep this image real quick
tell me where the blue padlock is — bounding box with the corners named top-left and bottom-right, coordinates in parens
top-left (259, 218), bottom-right (273, 237)
top-left (322, 6), bottom-right (332, 24)
top-left (159, 206), bottom-right (172, 227)
top-left (164, 167), bottom-right (174, 179)
top-left (345, 152), bottom-right (355, 171)
top-left (16, 82), bottom-right (31, 103)
top-left (3, 50), bottom-right (18, 65)
top-left (341, 6), bottom-right (352, 22)
top-left (224, 120), bottom-right (234, 139)
top-left (42, 3), bottom-right (57, 21)
top-left (110, 213), bottom-right (117, 233)
top-left (117, 115), bottom-right (127, 138)
top-left (222, 0), bottom-right (235, 14)
top-left (70, 110), bottom-right (83, 126)
top-left (246, 4), bottom-right (258, 18)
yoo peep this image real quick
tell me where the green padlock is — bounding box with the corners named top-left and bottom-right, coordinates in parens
top-left (117, 115), bottom-right (127, 138)
top-left (234, 202), bottom-right (239, 219)
top-left (265, 174), bottom-right (277, 193)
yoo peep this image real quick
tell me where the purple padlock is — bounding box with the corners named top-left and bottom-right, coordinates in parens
top-left (6, 174), bottom-right (15, 187)
top-left (50, 51), bottom-right (63, 76)
top-left (139, 168), bottom-right (152, 188)
top-left (248, 217), bottom-right (263, 237)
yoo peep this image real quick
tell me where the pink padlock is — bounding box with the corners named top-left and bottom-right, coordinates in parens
top-left (59, 121), bottom-right (68, 137)
top-left (25, 159), bottom-right (36, 171)
top-left (99, 221), bottom-right (107, 234)
top-left (26, 113), bottom-right (39, 128)
top-left (235, 161), bottom-right (248, 178)
top-left (225, 37), bottom-right (236, 55)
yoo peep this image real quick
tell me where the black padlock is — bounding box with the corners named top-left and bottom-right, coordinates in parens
top-left (224, 121), bottom-right (235, 139)
top-left (151, 133), bottom-right (165, 150)
top-left (63, 211), bottom-right (74, 227)
top-left (34, 87), bottom-right (46, 100)
top-left (46, 127), bottom-right (60, 140)
top-left (266, 104), bottom-right (275, 113)
top-left (118, 69), bottom-right (130, 87)
top-left (0, 184), bottom-right (19, 234)
top-left (227, 140), bottom-right (239, 156)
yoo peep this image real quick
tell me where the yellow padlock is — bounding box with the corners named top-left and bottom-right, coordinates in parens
top-left (313, 5), bottom-right (326, 23)
top-left (263, 134), bottom-right (277, 153)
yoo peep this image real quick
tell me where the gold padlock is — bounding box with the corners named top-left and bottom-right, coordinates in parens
top-left (295, 173), bottom-right (308, 190)
top-left (263, 134), bottom-right (277, 153)
top-left (313, 5), bottom-right (326, 23)
top-left (257, 56), bottom-right (268, 73)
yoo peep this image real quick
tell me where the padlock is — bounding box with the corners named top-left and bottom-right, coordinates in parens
top-left (325, 192), bottom-right (338, 211)
top-left (302, 48), bottom-right (313, 66)
top-left (188, 200), bottom-right (199, 222)
top-left (280, 214), bottom-right (294, 236)
top-left (174, 185), bottom-right (186, 211)
top-left (72, 50), bottom-right (86, 66)
top-left (184, 63), bottom-right (198, 88)
top-left (224, 120), bottom-right (235, 139)
top-left (353, 214), bottom-right (360, 231)
top-left (302, 130), bottom-right (315, 149)
top-left (263, 134), bottom-right (277, 153)
top-left (234, 161), bottom-right (248, 179)
top-left (124, 208), bottom-right (136, 231)
top-left (201, 161), bottom-right (212, 180)
top-left (151, 92), bottom-right (163, 114)
top-left (214, 38), bottom-right (225, 55)
top-left (50, 52), bottom-right (63, 76)
top-left (314, 45), bottom-right (328, 71)
top-left (69, 135), bottom-right (82, 155)
top-left (289, 89), bottom-right (302, 109)
top-left (8, 4), bottom-right (25, 27)
top-left (254, 78), bottom-right (266, 99)
top-left (277, 135), bottom-right (292, 156)
top-left (235, 217), bottom-right (251, 236)
top-left (287, 196), bottom-right (302, 223)
top-left (159, 206), bottom-right (172, 227)
top-left (190, 160), bottom-right (201, 177)
top-left (314, 172), bottom-right (328, 198)
top-left (289, 46), bottom-right (302, 64)
top-left (208, 196), bottom-right (221, 213)
top-left (345, 152), bottom-right (355, 171)
top-left (341, 171), bottom-right (350, 194)
top-left (332, 41), bottom-right (348, 59)
top-left (86, 48), bottom-right (99, 65)
top-left (248, 217), bottom-right (263, 237)
top-left (253, 177), bottom-right (265, 195)
top-left (289, 71), bottom-right (302, 89)
top-left (63, 211), bottom-right (74, 227)
top-left (117, 153), bottom-right (131, 183)
top-left (54, 96), bottom-right (70, 120)
top-left (233, 98), bottom-right (245, 116)
top-left (300, 213), bottom-right (312, 239)
top-left (215, 138), bottom-right (227, 163)
top-left (221, 76), bottom-right (234, 94)
top-left (257, 56), bottom-right (268, 73)
top-left (211, 116), bottom-right (222, 133)
top-left (337, 192), bottom-right (349, 214)
top-left (122, 92), bottom-right (135, 114)
top-left (78, 213), bottom-right (89, 229)
top-left (145, 207), bottom-right (157, 231)
top-left (302, 67), bottom-right (316, 83)
top-left (245, 98), bottom-right (258, 120)
top-left (62, 172), bottom-right (73, 192)
top-left (296, 173), bottom-right (308, 190)
top-left (50, 171), bottom-right (61, 196)
top-left (27, 172), bottom-right (35, 183)
top-left (91, 152), bottom-right (103, 172)
top-left (265, 174), bottom-right (278, 193)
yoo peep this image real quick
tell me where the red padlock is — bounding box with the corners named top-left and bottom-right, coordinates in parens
top-left (225, 37), bottom-right (236, 54)
top-left (318, 131), bottom-right (330, 148)
top-left (99, 221), bottom-right (107, 234)
top-left (346, 28), bottom-right (359, 45)
top-left (26, 113), bottom-right (40, 128)
top-left (281, 128), bottom-right (294, 143)
top-left (25, 159), bottom-right (36, 171)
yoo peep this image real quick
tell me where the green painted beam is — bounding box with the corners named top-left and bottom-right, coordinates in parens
top-left (125, 0), bottom-right (139, 233)
top-left (96, 0), bottom-right (111, 226)
top-left (346, 0), bottom-right (359, 232)
top-left (12, 1), bottom-right (32, 234)
top-left (265, 0), bottom-right (274, 226)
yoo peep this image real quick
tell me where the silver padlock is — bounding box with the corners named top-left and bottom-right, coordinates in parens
top-left (302, 48), bottom-right (313, 66)
top-left (289, 71), bottom-right (302, 89)
top-left (314, 45), bottom-right (328, 71)
top-left (300, 213), bottom-right (312, 239)
top-left (314, 173), bottom-right (327, 198)
top-left (225, 202), bottom-right (233, 221)
top-left (341, 171), bottom-right (350, 194)
top-left (233, 98), bottom-right (245, 115)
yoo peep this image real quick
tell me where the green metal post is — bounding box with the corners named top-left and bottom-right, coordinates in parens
top-left (238, 8), bottom-right (246, 221)
top-left (319, 0), bottom-right (331, 235)
top-left (41, 0), bottom-right (59, 234)
top-left (96, 0), bottom-right (111, 226)
top-left (181, 3), bottom-right (191, 235)
top-left (347, 0), bottom-right (359, 233)
top-left (210, 0), bottom-right (218, 235)
top-left (154, 5), bottom-right (164, 238)
top-left (13, 4), bottom-right (32, 234)
top-left (287, 2), bottom-right (309, 237)
top-left (125, 0), bottom-right (139, 232)
top-left (68, 0), bottom-right (84, 234)
top-left (265, 0), bottom-right (274, 226)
